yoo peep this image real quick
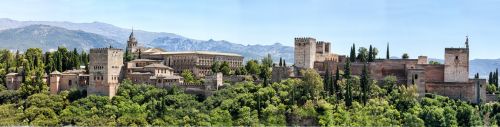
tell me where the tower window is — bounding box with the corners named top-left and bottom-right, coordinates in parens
top-left (455, 56), bottom-right (459, 60)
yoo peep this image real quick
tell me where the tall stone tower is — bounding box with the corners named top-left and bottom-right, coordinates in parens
top-left (294, 37), bottom-right (317, 68)
top-left (49, 71), bottom-right (62, 94)
top-left (126, 30), bottom-right (138, 54)
top-left (87, 48), bottom-right (124, 98)
top-left (444, 37), bottom-right (469, 82)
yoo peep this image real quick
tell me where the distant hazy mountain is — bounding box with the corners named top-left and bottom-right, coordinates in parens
top-left (428, 58), bottom-right (499, 78)
top-left (150, 37), bottom-right (294, 62)
top-left (0, 25), bottom-right (121, 51)
top-left (0, 18), bottom-right (294, 62)
top-left (0, 18), bottom-right (183, 44)
top-left (470, 59), bottom-right (500, 78)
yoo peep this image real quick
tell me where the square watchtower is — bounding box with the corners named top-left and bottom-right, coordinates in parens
top-left (444, 48), bottom-right (469, 82)
top-left (88, 47), bottom-right (124, 98)
top-left (294, 37), bottom-right (316, 69)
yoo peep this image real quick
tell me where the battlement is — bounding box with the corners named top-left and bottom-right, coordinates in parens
top-left (445, 48), bottom-right (468, 53)
top-left (294, 37), bottom-right (316, 42)
top-left (316, 41), bottom-right (330, 45)
top-left (90, 48), bottom-right (123, 53)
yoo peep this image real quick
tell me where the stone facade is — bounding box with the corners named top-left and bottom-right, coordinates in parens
top-left (444, 48), bottom-right (469, 82)
top-left (294, 37), bottom-right (339, 69)
top-left (294, 37), bottom-right (317, 69)
top-left (279, 36), bottom-right (492, 103)
top-left (142, 51), bottom-right (244, 77)
top-left (49, 70), bottom-right (89, 94)
top-left (125, 59), bottom-right (183, 87)
top-left (5, 73), bottom-right (22, 90)
top-left (87, 48), bottom-right (124, 98)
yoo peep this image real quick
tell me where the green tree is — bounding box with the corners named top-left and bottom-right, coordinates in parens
top-left (15, 50), bottom-right (21, 72)
top-left (259, 65), bottom-right (272, 86)
top-left (209, 108), bottom-right (232, 126)
top-left (317, 100), bottom-right (335, 126)
top-left (334, 66), bottom-right (341, 99)
top-left (402, 53), bottom-right (409, 59)
top-left (350, 44), bottom-right (356, 62)
top-left (220, 61), bottom-right (231, 76)
top-left (372, 47), bottom-right (379, 60)
top-left (261, 54), bottom-right (273, 68)
top-left (402, 113), bottom-right (425, 127)
top-left (344, 59), bottom-right (352, 107)
top-left (382, 76), bottom-right (397, 95)
top-left (302, 69), bottom-right (324, 101)
top-left (456, 102), bottom-right (483, 126)
top-left (80, 51), bottom-right (89, 72)
top-left (495, 68), bottom-right (498, 87)
top-left (72, 48), bottom-right (80, 69)
top-left (360, 64), bottom-right (370, 105)
top-left (211, 61), bottom-right (221, 73)
top-left (0, 104), bottom-right (23, 125)
top-left (487, 84), bottom-right (496, 94)
top-left (261, 104), bottom-right (286, 125)
top-left (324, 66), bottom-right (331, 96)
top-left (279, 57), bottom-right (283, 67)
top-left (368, 45), bottom-right (374, 62)
top-left (357, 47), bottom-right (368, 62)
top-left (234, 106), bottom-right (259, 126)
top-left (386, 43), bottom-right (390, 59)
top-left (420, 106), bottom-right (446, 127)
top-left (124, 49), bottom-right (134, 62)
top-left (19, 48), bottom-right (47, 97)
top-left (245, 60), bottom-right (260, 75)
top-left (181, 70), bottom-right (199, 84)
top-left (443, 106), bottom-right (458, 126)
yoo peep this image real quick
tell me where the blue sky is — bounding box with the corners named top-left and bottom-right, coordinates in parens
top-left (0, 0), bottom-right (499, 59)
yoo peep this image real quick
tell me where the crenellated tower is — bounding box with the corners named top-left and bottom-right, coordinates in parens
top-left (294, 37), bottom-right (317, 68)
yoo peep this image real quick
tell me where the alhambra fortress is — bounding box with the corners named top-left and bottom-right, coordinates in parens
top-left (4, 31), bottom-right (496, 103)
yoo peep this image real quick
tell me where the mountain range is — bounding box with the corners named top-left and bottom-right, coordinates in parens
top-left (0, 18), bottom-right (294, 62)
top-left (0, 18), bottom-right (497, 77)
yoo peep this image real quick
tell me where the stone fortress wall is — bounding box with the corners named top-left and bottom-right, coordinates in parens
top-left (283, 36), bottom-right (492, 103)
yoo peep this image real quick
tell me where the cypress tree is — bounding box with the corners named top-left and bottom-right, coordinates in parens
top-left (368, 45), bottom-right (373, 62)
top-left (138, 49), bottom-right (142, 59)
top-left (386, 43), bottom-right (390, 59)
top-left (324, 66), bottom-right (331, 96)
top-left (350, 44), bottom-right (356, 62)
top-left (496, 68), bottom-right (499, 86)
top-left (72, 48), bottom-right (80, 69)
top-left (489, 72), bottom-right (493, 84)
top-left (334, 66), bottom-right (341, 99)
top-left (344, 58), bottom-right (352, 108)
top-left (279, 57), bottom-right (283, 67)
top-left (283, 60), bottom-right (286, 67)
top-left (360, 64), bottom-right (370, 106)
top-left (15, 50), bottom-right (20, 72)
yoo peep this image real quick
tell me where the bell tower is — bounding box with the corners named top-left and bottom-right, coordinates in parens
top-left (126, 29), bottom-right (138, 54)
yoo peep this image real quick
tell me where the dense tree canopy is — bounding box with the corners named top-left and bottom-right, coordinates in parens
top-left (0, 48), bottom-right (495, 126)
